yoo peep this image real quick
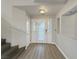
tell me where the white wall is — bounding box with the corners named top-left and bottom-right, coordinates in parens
top-left (55, 0), bottom-right (77, 59)
top-left (1, 18), bottom-right (12, 43)
top-left (56, 13), bottom-right (77, 59)
top-left (1, 7), bottom-right (31, 48)
top-left (11, 7), bottom-right (30, 48)
top-left (56, 34), bottom-right (77, 59)
top-left (1, 0), bottom-right (31, 48)
top-left (61, 14), bottom-right (77, 40)
top-left (12, 7), bottom-right (27, 32)
top-left (1, 0), bottom-right (13, 25)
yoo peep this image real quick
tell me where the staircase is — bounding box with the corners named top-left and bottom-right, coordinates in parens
top-left (1, 38), bottom-right (25, 59)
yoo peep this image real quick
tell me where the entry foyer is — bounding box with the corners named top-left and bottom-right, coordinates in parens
top-left (1, 0), bottom-right (77, 59)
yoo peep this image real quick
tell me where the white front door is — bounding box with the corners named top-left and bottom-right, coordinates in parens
top-left (37, 17), bottom-right (50, 43)
top-left (38, 19), bottom-right (45, 43)
top-left (31, 17), bottom-right (53, 43)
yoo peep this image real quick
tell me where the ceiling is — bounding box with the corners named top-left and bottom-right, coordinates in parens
top-left (63, 6), bottom-right (77, 16)
top-left (34, 0), bottom-right (67, 4)
top-left (14, 0), bottom-right (68, 17)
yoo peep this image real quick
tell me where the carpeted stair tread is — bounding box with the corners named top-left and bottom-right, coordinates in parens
top-left (2, 46), bottom-right (25, 59)
top-left (2, 46), bottom-right (18, 57)
top-left (12, 46), bottom-right (25, 59)
top-left (2, 49), bottom-right (19, 59)
top-left (1, 38), bottom-right (26, 59)
top-left (1, 43), bottom-right (11, 54)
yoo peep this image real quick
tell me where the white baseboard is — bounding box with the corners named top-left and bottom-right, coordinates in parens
top-left (31, 42), bottom-right (55, 44)
top-left (25, 43), bottom-right (31, 49)
top-left (54, 43), bottom-right (68, 59)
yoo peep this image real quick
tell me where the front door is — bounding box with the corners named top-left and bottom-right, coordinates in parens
top-left (38, 19), bottom-right (45, 43)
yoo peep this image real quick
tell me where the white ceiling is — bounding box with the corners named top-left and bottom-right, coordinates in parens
top-left (34, 0), bottom-right (67, 4)
top-left (14, 0), bottom-right (68, 17)
top-left (15, 5), bottom-right (64, 16)
top-left (63, 6), bottom-right (77, 16)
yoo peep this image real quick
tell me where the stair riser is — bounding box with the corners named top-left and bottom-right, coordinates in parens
top-left (1, 39), bottom-right (6, 45)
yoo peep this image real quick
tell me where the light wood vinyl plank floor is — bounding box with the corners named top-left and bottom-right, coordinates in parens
top-left (17, 43), bottom-right (65, 59)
